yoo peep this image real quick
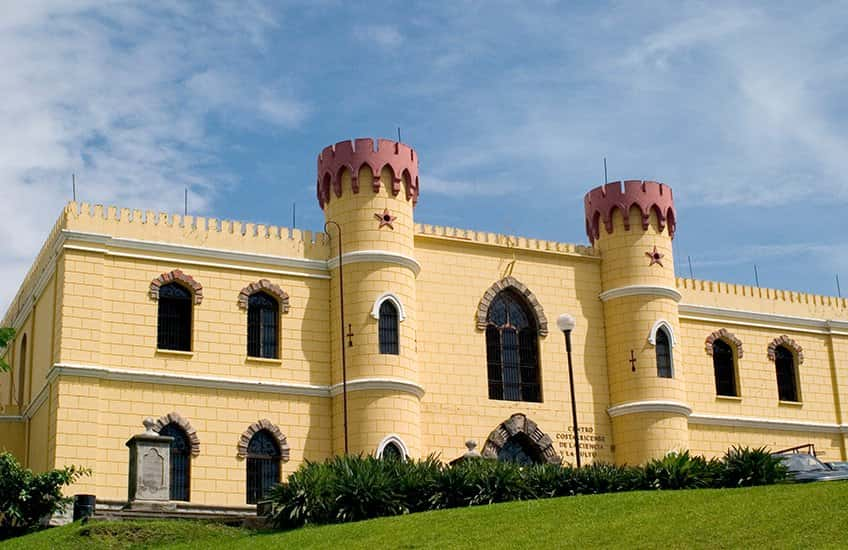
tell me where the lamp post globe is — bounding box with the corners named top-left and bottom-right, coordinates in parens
top-left (557, 313), bottom-right (576, 333)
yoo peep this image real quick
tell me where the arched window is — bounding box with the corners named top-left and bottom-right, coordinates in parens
top-left (159, 423), bottom-right (191, 501)
top-left (247, 292), bottom-right (279, 359)
top-left (157, 283), bottom-right (192, 351)
top-left (712, 339), bottom-right (737, 396)
top-left (17, 335), bottom-right (27, 406)
top-left (655, 327), bottom-right (672, 378)
top-left (775, 345), bottom-right (799, 402)
top-left (378, 300), bottom-right (399, 355)
top-left (498, 433), bottom-right (546, 466)
top-left (246, 429), bottom-right (281, 504)
top-left (485, 290), bottom-right (541, 402)
top-left (381, 441), bottom-right (404, 461)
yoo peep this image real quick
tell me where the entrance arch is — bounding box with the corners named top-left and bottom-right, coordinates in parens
top-left (481, 413), bottom-right (561, 465)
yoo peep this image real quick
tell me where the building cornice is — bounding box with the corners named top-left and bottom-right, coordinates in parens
top-left (688, 412), bottom-right (847, 434)
top-left (678, 304), bottom-right (848, 336)
top-left (46, 363), bottom-right (425, 400)
top-left (599, 285), bottom-right (683, 303)
top-left (0, 415), bottom-right (24, 422)
top-left (327, 250), bottom-right (421, 276)
top-left (607, 400), bottom-right (692, 418)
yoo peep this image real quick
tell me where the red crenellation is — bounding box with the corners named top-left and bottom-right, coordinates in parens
top-left (316, 138), bottom-right (420, 209)
top-left (583, 180), bottom-right (677, 245)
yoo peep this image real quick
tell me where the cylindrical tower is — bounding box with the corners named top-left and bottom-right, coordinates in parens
top-left (584, 180), bottom-right (689, 465)
top-left (317, 138), bottom-right (422, 458)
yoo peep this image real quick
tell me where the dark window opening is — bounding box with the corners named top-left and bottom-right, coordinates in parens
top-left (656, 327), bottom-right (672, 378)
top-left (17, 335), bottom-right (27, 406)
top-left (712, 340), bottom-right (738, 396)
top-left (485, 290), bottom-right (541, 403)
top-left (381, 442), bottom-right (404, 461)
top-left (378, 300), bottom-right (399, 355)
top-left (247, 292), bottom-right (279, 359)
top-left (246, 429), bottom-right (281, 504)
top-left (159, 423), bottom-right (191, 501)
top-left (157, 283), bottom-right (192, 351)
top-left (497, 433), bottom-right (545, 465)
top-left (775, 345), bottom-right (799, 402)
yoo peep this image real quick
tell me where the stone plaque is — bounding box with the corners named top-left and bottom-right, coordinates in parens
top-left (140, 448), bottom-right (165, 495)
top-left (126, 418), bottom-right (173, 503)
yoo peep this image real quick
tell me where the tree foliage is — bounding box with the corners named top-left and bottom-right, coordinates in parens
top-left (0, 452), bottom-right (90, 540)
top-left (0, 327), bottom-right (15, 373)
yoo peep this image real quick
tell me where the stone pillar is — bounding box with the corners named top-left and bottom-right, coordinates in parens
top-left (126, 418), bottom-right (173, 504)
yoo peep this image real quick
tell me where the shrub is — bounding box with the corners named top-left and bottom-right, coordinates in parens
top-left (266, 459), bottom-right (336, 528)
top-left (523, 463), bottom-right (575, 499)
top-left (572, 462), bottom-right (644, 494)
top-left (720, 446), bottom-right (788, 487)
top-left (388, 454), bottom-right (442, 513)
top-left (644, 451), bottom-right (722, 490)
top-left (0, 452), bottom-right (89, 540)
top-left (330, 455), bottom-right (406, 523)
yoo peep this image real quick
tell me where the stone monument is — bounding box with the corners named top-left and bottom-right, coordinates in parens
top-left (126, 418), bottom-right (173, 505)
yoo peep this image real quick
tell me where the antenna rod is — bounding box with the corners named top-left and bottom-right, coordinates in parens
top-left (603, 157), bottom-right (608, 184)
top-left (292, 202), bottom-right (296, 229)
top-left (184, 187), bottom-right (188, 216)
top-left (72, 174), bottom-right (76, 202)
top-left (397, 127), bottom-right (402, 143)
top-left (687, 255), bottom-right (694, 279)
top-left (837, 274), bottom-right (842, 298)
top-left (754, 264), bottom-right (760, 287)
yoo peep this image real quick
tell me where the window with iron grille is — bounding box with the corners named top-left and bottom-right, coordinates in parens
top-left (485, 290), bottom-right (541, 402)
top-left (655, 327), bottom-right (672, 378)
top-left (712, 339), bottom-right (738, 396)
top-left (775, 345), bottom-right (799, 401)
top-left (247, 292), bottom-right (279, 359)
top-left (378, 301), bottom-right (399, 355)
top-left (157, 283), bottom-right (192, 351)
top-left (246, 429), bottom-right (281, 504)
top-left (159, 423), bottom-right (191, 501)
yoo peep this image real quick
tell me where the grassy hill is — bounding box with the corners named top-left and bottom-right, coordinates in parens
top-left (4, 482), bottom-right (847, 549)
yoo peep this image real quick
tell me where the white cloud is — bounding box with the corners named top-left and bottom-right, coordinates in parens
top-left (0, 3), bottom-right (308, 312)
top-left (424, 175), bottom-right (512, 198)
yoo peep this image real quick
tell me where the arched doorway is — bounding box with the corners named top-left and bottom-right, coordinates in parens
top-left (482, 413), bottom-right (561, 465)
top-left (159, 423), bottom-right (191, 501)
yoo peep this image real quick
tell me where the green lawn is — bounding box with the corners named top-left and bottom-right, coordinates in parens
top-left (4, 482), bottom-right (847, 549)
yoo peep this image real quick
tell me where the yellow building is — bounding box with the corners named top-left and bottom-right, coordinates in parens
top-left (1, 137), bottom-right (847, 508)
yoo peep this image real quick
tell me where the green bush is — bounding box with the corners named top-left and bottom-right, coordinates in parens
top-left (0, 452), bottom-right (89, 540)
top-left (645, 451), bottom-right (723, 490)
top-left (265, 446), bottom-right (788, 529)
top-left (720, 446), bottom-right (788, 487)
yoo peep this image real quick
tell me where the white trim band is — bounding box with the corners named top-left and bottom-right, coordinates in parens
top-left (679, 304), bottom-right (848, 336)
top-left (0, 415), bottom-right (24, 422)
top-left (600, 285), bottom-right (682, 302)
top-left (688, 413), bottom-right (847, 434)
top-left (330, 378), bottom-right (425, 399)
top-left (46, 363), bottom-right (425, 400)
top-left (328, 250), bottom-right (421, 276)
top-left (607, 400), bottom-right (692, 418)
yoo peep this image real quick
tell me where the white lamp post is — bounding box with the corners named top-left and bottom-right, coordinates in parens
top-left (557, 314), bottom-right (581, 468)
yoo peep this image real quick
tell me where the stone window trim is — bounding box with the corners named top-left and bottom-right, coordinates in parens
top-left (648, 319), bottom-right (677, 347)
top-left (237, 419), bottom-right (291, 461)
top-left (476, 276), bottom-right (549, 337)
top-left (768, 335), bottom-right (804, 364)
top-left (238, 279), bottom-right (291, 313)
top-left (149, 270), bottom-right (203, 305)
top-left (481, 413), bottom-right (561, 465)
top-left (370, 292), bottom-right (406, 322)
top-left (376, 434), bottom-right (409, 458)
top-left (705, 328), bottom-right (743, 359)
top-left (152, 411), bottom-right (200, 457)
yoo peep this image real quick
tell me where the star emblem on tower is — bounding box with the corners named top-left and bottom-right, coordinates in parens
top-left (375, 208), bottom-right (396, 229)
top-left (645, 245), bottom-right (664, 267)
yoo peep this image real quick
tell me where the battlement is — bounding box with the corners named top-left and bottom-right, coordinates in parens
top-left (414, 223), bottom-right (599, 258)
top-left (317, 138), bottom-right (419, 209)
top-left (584, 180), bottom-right (676, 245)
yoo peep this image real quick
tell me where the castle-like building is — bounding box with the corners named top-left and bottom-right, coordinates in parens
top-left (1, 138), bottom-right (847, 508)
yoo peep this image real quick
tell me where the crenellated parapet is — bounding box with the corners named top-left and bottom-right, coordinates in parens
top-left (584, 180), bottom-right (676, 245)
top-left (317, 138), bottom-right (419, 209)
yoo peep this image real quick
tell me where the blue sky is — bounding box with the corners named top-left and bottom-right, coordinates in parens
top-left (2, 1), bottom-right (847, 311)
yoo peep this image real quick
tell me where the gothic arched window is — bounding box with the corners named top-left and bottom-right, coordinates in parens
top-left (381, 441), bottom-right (404, 461)
top-left (247, 291), bottom-right (279, 359)
top-left (712, 339), bottom-right (738, 396)
top-left (775, 345), bottom-right (799, 402)
top-left (485, 290), bottom-right (541, 402)
top-left (157, 283), bottom-right (192, 351)
top-left (378, 300), bottom-right (399, 355)
top-left (159, 423), bottom-right (191, 501)
top-left (246, 429), bottom-right (281, 504)
top-left (655, 327), bottom-right (672, 378)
